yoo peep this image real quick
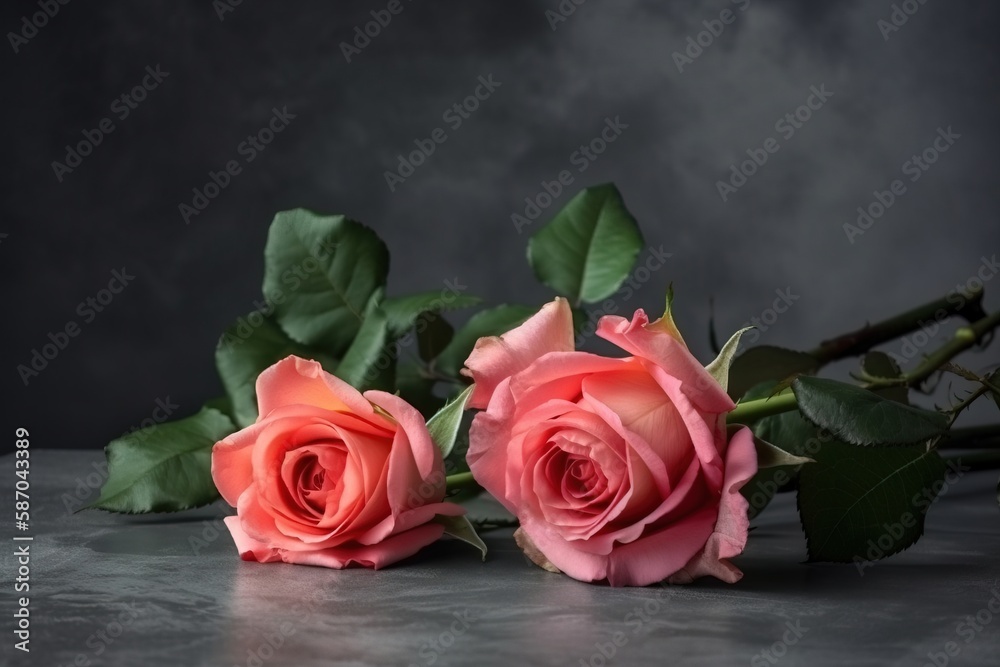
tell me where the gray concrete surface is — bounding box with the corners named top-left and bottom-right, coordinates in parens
top-left (2, 450), bottom-right (999, 666)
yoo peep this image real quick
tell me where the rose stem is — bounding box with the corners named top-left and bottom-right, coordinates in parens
top-left (728, 309), bottom-right (999, 425)
top-left (726, 391), bottom-right (799, 425)
top-left (445, 471), bottom-right (480, 496)
top-left (861, 310), bottom-right (1000, 390)
top-left (807, 285), bottom-right (986, 365)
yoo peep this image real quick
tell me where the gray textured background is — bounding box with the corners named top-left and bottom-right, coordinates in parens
top-left (2, 0), bottom-right (998, 450)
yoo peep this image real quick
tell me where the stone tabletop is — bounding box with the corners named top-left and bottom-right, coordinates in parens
top-left (3, 450), bottom-right (999, 667)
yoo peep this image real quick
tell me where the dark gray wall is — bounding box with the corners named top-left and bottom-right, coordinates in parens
top-left (3, 0), bottom-right (998, 450)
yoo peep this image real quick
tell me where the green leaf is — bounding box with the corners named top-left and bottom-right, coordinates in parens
top-left (203, 395), bottom-right (236, 423)
top-left (742, 431), bottom-right (814, 521)
top-left (263, 209), bottom-right (389, 354)
top-left (792, 376), bottom-right (949, 446)
top-left (381, 291), bottom-right (482, 336)
top-left (744, 465), bottom-right (795, 521)
top-left (742, 382), bottom-right (824, 519)
top-left (527, 183), bottom-right (643, 304)
top-left (987, 371), bottom-right (1000, 412)
top-left (754, 435), bottom-right (814, 468)
top-left (86, 407), bottom-right (236, 513)
top-left (750, 382), bottom-right (826, 459)
top-left (435, 304), bottom-right (535, 376)
top-left (417, 313), bottom-right (455, 363)
top-left (861, 352), bottom-right (909, 404)
top-left (216, 315), bottom-right (339, 428)
top-left (426, 385), bottom-right (474, 458)
top-left (706, 327), bottom-right (753, 393)
top-left (728, 345), bottom-right (819, 401)
top-left (434, 514), bottom-right (487, 561)
top-left (797, 440), bottom-right (947, 563)
top-left (336, 290), bottom-right (393, 392)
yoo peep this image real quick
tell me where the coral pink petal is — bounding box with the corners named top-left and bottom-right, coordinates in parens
top-left (283, 523), bottom-right (447, 570)
top-left (366, 391), bottom-right (443, 491)
top-left (579, 370), bottom-right (692, 478)
top-left (516, 517), bottom-right (610, 583)
top-left (256, 356), bottom-right (376, 419)
top-left (212, 420), bottom-right (270, 506)
top-left (225, 516), bottom-right (447, 570)
top-left (463, 298), bottom-right (575, 409)
top-left (605, 506), bottom-right (718, 586)
top-left (667, 426), bottom-right (757, 584)
top-left (596, 311), bottom-right (735, 414)
top-left (224, 515), bottom-right (282, 563)
top-left (467, 377), bottom-right (520, 514)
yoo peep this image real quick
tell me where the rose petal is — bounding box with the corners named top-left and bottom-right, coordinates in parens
top-left (596, 310), bottom-right (735, 415)
top-left (365, 391), bottom-right (446, 514)
top-left (463, 298), bottom-right (575, 409)
top-left (514, 527), bottom-right (561, 573)
top-left (212, 419), bottom-right (271, 506)
top-left (604, 506), bottom-right (718, 586)
top-left (580, 370), bottom-right (691, 480)
top-left (515, 516), bottom-right (609, 583)
top-left (224, 516), bottom-right (447, 570)
top-left (467, 377), bottom-right (520, 514)
top-left (256, 356), bottom-right (378, 420)
top-left (667, 425), bottom-right (757, 584)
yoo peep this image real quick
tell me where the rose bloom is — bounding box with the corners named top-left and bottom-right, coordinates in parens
top-left (464, 298), bottom-right (757, 586)
top-left (212, 356), bottom-right (464, 569)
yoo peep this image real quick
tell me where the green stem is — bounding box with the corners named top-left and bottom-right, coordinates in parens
top-left (471, 517), bottom-right (520, 532)
top-left (728, 391), bottom-right (799, 424)
top-left (445, 471), bottom-right (480, 495)
top-left (864, 310), bottom-right (1000, 390)
top-left (808, 286), bottom-right (985, 365)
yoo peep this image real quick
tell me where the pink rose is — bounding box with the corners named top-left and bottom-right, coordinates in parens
top-left (463, 298), bottom-right (757, 586)
top-left (212, 356), bottom-right (464, 569)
